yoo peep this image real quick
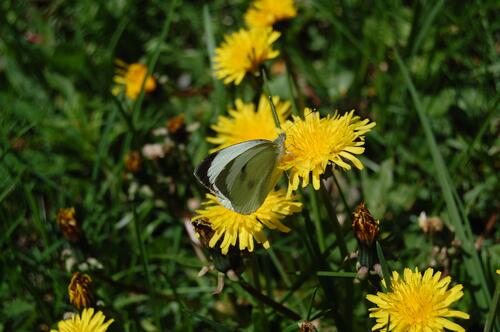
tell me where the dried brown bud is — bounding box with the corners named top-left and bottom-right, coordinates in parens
top-left (68, 272), bottom-right (94, 309)
top-left (167, 114), bottom-right (185, 135)
top-left (192, 218), bottom-right (215, 248)
top-left (57, 207), bottom-right (81, 242)
top-left (124, 151), bottom-right (142, 173)
top-left (352, 202), bottom-right (380, 246)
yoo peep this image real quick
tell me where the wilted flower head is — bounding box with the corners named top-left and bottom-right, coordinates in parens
top-left (192, 189), bottom-right (302, 255)
top-left (353, 202), bottom-right (380, 246)
top-left (244, 0), bottom-right (297, 28)
top-left (68, 272), bottom-right (93, 309)
top-left (213, 28), bottom-right (280, 85)
top-left (207, 95), bottom-right (291, 151)
top-left (192, 218), bottom-right (215, 249)
top-left (57, 207), bottom-right (81, 242)
top-left (113, 60), bottom-right (156, 100)
top-left (367, 268), bottom-right (469, 332)
top-left (124, 151), bottom-right (142, 173)
top-left (50, 308), bottom-right (113, 332)
top-left (280, 109), bottom-right (376, 194)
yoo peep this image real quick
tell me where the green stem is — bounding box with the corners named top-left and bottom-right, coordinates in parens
top-left (483, 277), bottom-right (500, 332)
top-left (261, 67), bottom-right (282, 129)
top-left (331, 171), bottom-right (353, 225)
top-left (132, 203), bottom-right (161, 330)
top-left (308, 188), bottom-right (325, 252)
top-left (319, 182), bottom-right (348, 259)
top-left (237, 278), bottom-right (301, 321)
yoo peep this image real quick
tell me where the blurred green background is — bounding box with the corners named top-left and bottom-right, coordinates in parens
top-left (1, 0), bottom-right (498, 331)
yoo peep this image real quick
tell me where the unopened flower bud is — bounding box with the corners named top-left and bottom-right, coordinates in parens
top-left (57, 208), bottom-right (81, 242)
top-left (352, 202), bottom-right (380, 246)
top-left (68, 272), bottom-right (94, 309)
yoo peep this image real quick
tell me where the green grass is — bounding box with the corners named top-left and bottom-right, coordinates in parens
top-left (1, 0), bottom-right (499, 331)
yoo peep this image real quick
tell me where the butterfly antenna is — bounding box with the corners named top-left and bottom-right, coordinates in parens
top-left (261, 68), bottom-right (281, 129)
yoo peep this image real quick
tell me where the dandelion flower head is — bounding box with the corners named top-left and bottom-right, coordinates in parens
top-left (207, 95), bottom-right (291, 151)
top-left (68, 272), bottom-right (93, 309)
top-left (51, 308), bottom-right (114, 332)
top-left (113, 60), bottom-right (156, 100)
top-left (280, 109), bottom-right (376, 193)
top-left (244, 0), bottom-right (297, 28)
top-left (366, 268), bottom-right (470, 332)
top-left (213, 28), bottom-right (280, 85)
top-left (193, 189), bottom-right (302, 255)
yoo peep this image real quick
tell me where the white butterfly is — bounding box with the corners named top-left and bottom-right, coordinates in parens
top-left (194, 132), bottom-right (286, 215)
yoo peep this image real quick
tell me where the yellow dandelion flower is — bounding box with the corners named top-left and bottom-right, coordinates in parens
top-left (280, 109), bottom-right (376, 193)
top-left (366, 268), bottom-right (470, 332)
top-left (193, 189), bottom-right (302, 255)
top-left (113, 60), bottom-right (156, 100)
top-left (244, 0), bottom-right (297, 28)
top-left (50, 308), bottom-right (113, 332)
top-left (213, 28), bottom-right (280, 85)
top-left (68, 272), bottom-right (93, 309)
top-left (207, 95), bottom-right (291, 151)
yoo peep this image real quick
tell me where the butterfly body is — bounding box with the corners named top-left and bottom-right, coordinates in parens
top-left (194, 133), bottom-right (286, 215)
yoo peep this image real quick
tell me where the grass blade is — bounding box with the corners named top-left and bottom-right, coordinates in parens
top-left (394, 50), bottom-right (491, 309)
top-left (483, 277), bottom-right (500, 332)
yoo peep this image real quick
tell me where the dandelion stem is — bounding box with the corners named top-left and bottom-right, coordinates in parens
top-left (331, 171), bottom-right (353, 225)
top-left (237, 278), bottom-right (301, 321)
top-left (319, 181), bottom-right (348, 259)
top-left (308, 187), bottom-right (325, 252)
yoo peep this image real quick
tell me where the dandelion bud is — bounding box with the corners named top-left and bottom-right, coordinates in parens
top-left (352, 202), bottom-right (380, 246)
top-left (352, 202), bottom-right (379, 269)
top-left (192, 218), bottom-right (244, 274)
top-left (57, 207), bottom-right (81, 243)
top-left (68, 272), bottom-right (94, 309)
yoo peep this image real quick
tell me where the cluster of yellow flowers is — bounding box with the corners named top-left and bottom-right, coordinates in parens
top-left (194, 0), bottom-right (377, 256)
top-left (191, 1), bottom-right (471, 331)
top-left (102, 1), bottom-right (471, 331)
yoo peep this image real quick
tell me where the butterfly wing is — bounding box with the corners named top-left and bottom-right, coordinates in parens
top-left (194, 138), bottom-right (284, 215)
top-left (218, 142), bottom-right (283, 214)
top-left (194, 139), bottom-right (270, 198)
